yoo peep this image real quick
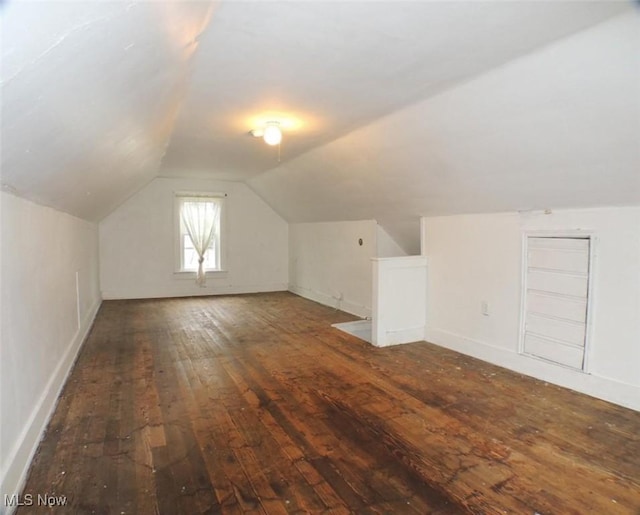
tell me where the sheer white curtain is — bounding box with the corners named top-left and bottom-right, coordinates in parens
top-left (180, 200), bottom-right (221, 286)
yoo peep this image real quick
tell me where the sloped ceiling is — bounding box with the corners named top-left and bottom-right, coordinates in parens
top-left (1, 1), bottom-right (215, 220)
top-left (1, 1), bottom-right (638, 251)
top-left (249, 11), bottom-right (640, 252)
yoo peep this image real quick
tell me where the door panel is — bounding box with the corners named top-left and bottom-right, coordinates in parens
top-left (526, 291), bottom-right (587, 324)
top-left (523, 237), bottom-right (590, 370)
top-left (528, 248), bottom-right (589, 274)
top-left (528, 237), bottom-right (589, 251)
top-left (526, 313), bottom-right (586, 347)
top-left (527, 270), bottom-right (588, 298)
top-left (524, 333), bottom-right (585, 369)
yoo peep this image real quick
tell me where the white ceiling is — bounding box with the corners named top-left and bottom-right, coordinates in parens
top-left (1, 1), bottom-right (214, 219)
top-left (1, 1), bottom-right (637, 251)
top-left (250, 11), bottom-right (640, 252)
top-left (161, 0), bottom-right (632, 179)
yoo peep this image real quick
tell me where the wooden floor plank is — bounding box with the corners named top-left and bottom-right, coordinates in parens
top-left (16, 292), bottom-right (640, 514)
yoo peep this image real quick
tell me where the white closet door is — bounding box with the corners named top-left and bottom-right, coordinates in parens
top-left (523, 237), bottom-right (590, 369)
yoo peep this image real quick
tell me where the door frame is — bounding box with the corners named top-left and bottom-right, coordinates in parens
top-left (518, 229), bottom-right (598, 373)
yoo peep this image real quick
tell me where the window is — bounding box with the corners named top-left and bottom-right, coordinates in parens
top-left (181, 231), bottom-right (218, 271)
top-left (176, 193), bottom-right (225, 273)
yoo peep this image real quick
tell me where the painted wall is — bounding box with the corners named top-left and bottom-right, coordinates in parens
top-left (372, 256), bottom-right (427, 347)
top-left (423, 207), bottom-right (640, 410)
top-left (289, 221), bottom-right (377, 318)
top-left (376, 224), bottom-right (407, 258)
top-left (0, 193), bottom-right (101, 505)
top-left (99, 177), bottom-right (288, 299)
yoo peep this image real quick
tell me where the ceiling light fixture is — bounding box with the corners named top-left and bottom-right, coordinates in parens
top-left (250, 121), bottom-right (282, 146)
top-left (262, 122), bottom-right (282, 146)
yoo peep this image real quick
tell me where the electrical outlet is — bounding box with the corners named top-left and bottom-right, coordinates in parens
top-left (481, 300), bottom-right (490, 316)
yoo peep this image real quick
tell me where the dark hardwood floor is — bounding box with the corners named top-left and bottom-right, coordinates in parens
top-left (18, 292), bottom-right (640, 514)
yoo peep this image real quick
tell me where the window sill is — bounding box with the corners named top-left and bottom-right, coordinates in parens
top-left (173, 270), bottom-right (228, 280)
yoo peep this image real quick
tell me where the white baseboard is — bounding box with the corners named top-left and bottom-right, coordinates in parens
top-left (0, 298), bottom-right (102, 515)
top-left (288, 284), bottom-right (371, 319)
top-left (101, 283), bottom-right (288, 300)
top-left (373, 326), bottom-right (425, 347)
top-left (424, 326), bottom-right (640, 412)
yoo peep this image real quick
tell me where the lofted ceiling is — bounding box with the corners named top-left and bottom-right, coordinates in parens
top-left (1, 1), bottom-right (638, 251)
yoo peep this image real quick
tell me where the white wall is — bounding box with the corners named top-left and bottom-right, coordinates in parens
top-left (0, 192), bottom-right (101, 506)
top-left (372, 256), bottom-right (427, 347)
top-left (376, 224), bottom-right (407, 258)
top-left (423, 207), bottom-right (640, 410)
top-left (99, 178), bottom-right (288, 299)
top-left (289, 220), bottom-right (377, 318)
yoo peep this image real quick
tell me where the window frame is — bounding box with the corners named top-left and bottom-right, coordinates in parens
top-left (174, 191), bottom-right (227, 275)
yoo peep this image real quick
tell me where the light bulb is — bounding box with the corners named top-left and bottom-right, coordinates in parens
top-left (263, 124), bottom-right (282, 146)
